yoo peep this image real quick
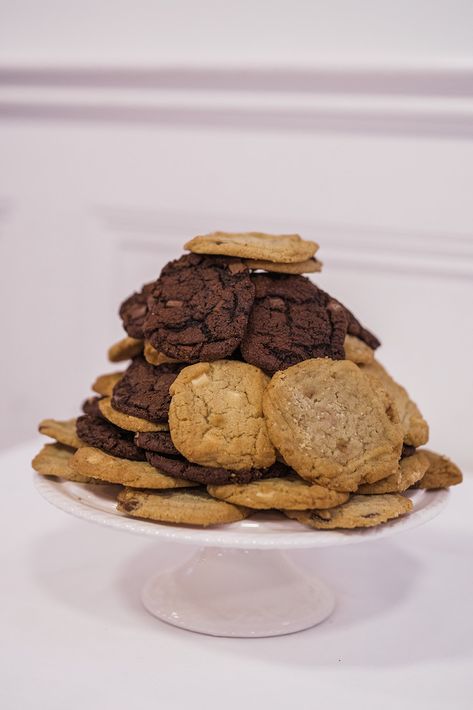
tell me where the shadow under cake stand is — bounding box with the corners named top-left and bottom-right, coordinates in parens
top-left (35, 474), bottom-right (448, 638)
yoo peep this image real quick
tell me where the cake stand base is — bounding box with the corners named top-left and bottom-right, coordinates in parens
top-left (141, 546), bottom-right (335, 637)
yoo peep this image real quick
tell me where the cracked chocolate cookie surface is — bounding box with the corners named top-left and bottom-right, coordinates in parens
top-left (111, 356), bottom-right (181, 423)
top-left (143, 254), bottom-right (255, 362)
top-left (240, 274), bottom-right (347, 373)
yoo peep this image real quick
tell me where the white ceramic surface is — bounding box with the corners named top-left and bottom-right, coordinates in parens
top-left (34, 474), bottom-right (449, 550)
top-left (34, 474), bottom-right (449, 637)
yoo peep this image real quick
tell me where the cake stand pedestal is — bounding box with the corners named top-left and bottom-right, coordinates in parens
top-left (34, 474), bottom-right (448, 638)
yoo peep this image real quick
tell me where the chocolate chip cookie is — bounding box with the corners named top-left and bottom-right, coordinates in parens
top-left (143, 254), bottom-right (255, 362)
top-left (169, 360), bottom-right (276, 470)
top-left (185, 231), bottom-right (318, 263)
top-left (117, 487), bottom-right (250, 526)
top-left (263, 358), bottom-right (403, 491)
top-left (284, 493), bottom-right (413, 529)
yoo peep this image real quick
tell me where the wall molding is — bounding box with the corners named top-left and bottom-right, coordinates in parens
top-left (1, 65), bottom-right (473, 139)
top-left (96, 205), bottom-right (473, 281)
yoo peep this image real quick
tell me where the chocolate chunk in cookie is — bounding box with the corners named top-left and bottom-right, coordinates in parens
top-left (135, 430), bottom-right (179, 456)
top-left (240, 274), bottom-right (347, 373)
top-left (111, 356), bottom-right (181, 423)
top-left (119, 282), bottom-right (154, 339)
top-left (76, 414), bottom-right (146, 461)
top-left (146, 451), bottom-right (288, 486)
top-left (143, 254), bottom-right (255, 362)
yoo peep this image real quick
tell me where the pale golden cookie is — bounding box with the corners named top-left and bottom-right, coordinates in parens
top-left (208, 474), bottom-right (349, 510)
top-left (263, 359), bottom-right (403, 492)
top-left (92, 371), bottom-right (124, 397)
top-left (344, 335), bottom-right (374, 364)
top-left (143, 341), bottom-right (180, 366)
top-left (242, 257), bottom-right (322, 274)
top-left (108, 336), bottom-right (143, 363)
top-left (38, 418), bottom-right (82, 449)
top-left (184, 231), bottom-right (319, 264)
top-left (358, 451), bottom-right (429, 494)
top-left (71, 446), bottom-right (195, 488)
top-left (360, 360), bottom-right (429, 447)
top-left (98, 397), bottom-right (169, 433)
top-left (169, 360), bottom-right (276, 470)
top-left (32, 443), bottom-right (99, 483)
top-left (414, 449), bottom-right (463, 489)
top-left (117, 487), bottom-right (249, 526)
top-left (284, 493), bottom-right (413, 529)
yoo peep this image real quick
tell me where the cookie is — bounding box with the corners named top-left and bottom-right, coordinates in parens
top-left (185, 231), bottom-right (319, 263)
top-left (243, 257), bottom-right (322, 274)
top-left (76, 414), bottom-right (146, 461)
top-left (147, 452), bottom-right (287, 486)
top-left (119, 282), bottom-right (154, 339)
top-left (240, 274), bottom-right (347, 373)
top-left (98, 397), bottom-right (169, 433)
top-left (70, 446), bottom-right (195, 488)
top-left (135, 431), bottom-right (180, 456)
top-left (108, 336), bottom-right (144, 363)
top-left (208, 474), bottom-right (349, 510)
top-left (169, 360), bottom-right (276, 470)
top-left (82, 396), bottom-right (104, 418)
top-left (143, 341), bottom-right (180, 366)
top-left (360, 360), bottom-right (429, 447)
top-left (414, 450), bottom-right (463, 489)
top-left (143, 254), bottom-right (255, 362)
top-left (38, 418), bottom-right (83, 449)
top-left (285, 493), bottom-right (412, 529)
top-left (32, 443), bottom-right (99, 483)
top-left (357, 451), bottom-right (429, 494)
top-left (111, 356), bottom-right (181, 423)
top-left (344, 335), bottom-right (374, 364)
top-left (117, 487), bottom-right (249, 527)
top-left (92, 371), bottom-right (123, 397)
top-left (263, 359), bottom-right (403, 492)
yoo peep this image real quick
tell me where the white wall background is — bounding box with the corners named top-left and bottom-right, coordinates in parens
top-left (1, 1), bottom-right (472, 469)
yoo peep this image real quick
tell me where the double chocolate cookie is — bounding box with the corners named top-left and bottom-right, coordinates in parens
top-left (119, 282), bottom-right (154, 339)
top-left (111, 356), bottom-right (181, 423)
top-left (143, 254), bottom-right (255, 362)
top-left (146, 451), bottom-right (289, 485)
top-left (240, 273), bottom-right (347, 373)
top-left (76, 414), bottom-right (145, 461)
top-left (135, 430), bottom-right (179, 456)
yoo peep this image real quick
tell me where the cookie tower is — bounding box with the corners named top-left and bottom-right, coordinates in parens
top-left (33, 232), bottom-right (462, 528)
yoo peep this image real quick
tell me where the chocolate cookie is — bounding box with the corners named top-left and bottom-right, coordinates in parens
top-left (119, 282), bottom-right (154, 339)
top-left (82, 396), bottom-right (104, 418)
top-left (146, 451), bottom-right (288, 485)
top-left (143, 254), bottom-right (255, 362)
top-left (111, 356), bottom-right (181, 423)
top-left (240, 274), bottom-right (347, 373)
top-left (76, 414), bottom-right (146, 461)
top-left (135, 431), bottom-right (179, 456)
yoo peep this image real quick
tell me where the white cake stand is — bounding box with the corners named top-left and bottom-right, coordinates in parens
top-left (34, 474), bottom-right (448, 638)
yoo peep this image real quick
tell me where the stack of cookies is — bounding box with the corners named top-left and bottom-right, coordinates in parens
top-left (33, 232), bottom-right (463, 528)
